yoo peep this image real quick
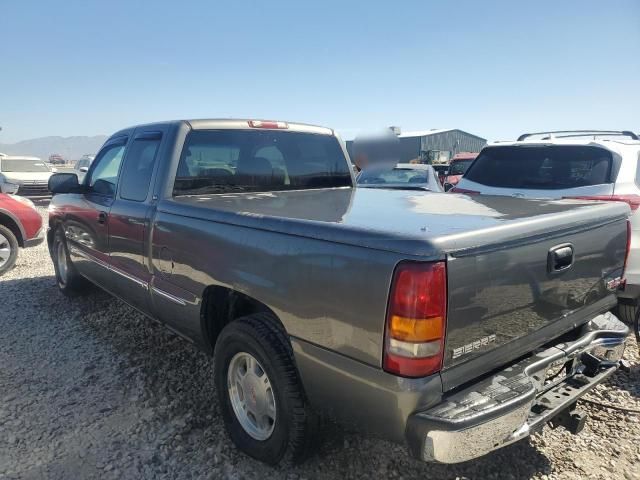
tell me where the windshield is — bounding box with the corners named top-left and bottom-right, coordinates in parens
top-left (464, 145), bottom-right (614, 189)
top-left (449, 159), bottom-right (474, 175)
top-left (1, 159), bottom-right (50, 173)
top-left (173, 130), bottom-right (352, 195)
top-left (359, 167), bottom-right (431, 185)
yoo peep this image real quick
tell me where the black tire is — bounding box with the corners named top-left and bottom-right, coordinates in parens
top-left (0, 224), bottom-right (19, 276)
top-left (615, 302), bottom-right (638, 325)
top-left (52, 228), bottom-right (91, 296)
top-left (634, 307), bottom-right (640, 347)
top-left (214, 313), bottom-right (317, 465)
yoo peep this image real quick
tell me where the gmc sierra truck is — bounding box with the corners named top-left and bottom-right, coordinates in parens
top-left (47, 119), bottom-right (630, 465)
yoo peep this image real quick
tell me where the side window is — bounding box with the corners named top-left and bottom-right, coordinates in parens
top-left (120, 135), bottom-right (161, 202)
top-left (635, 154), bottom-right (640, 188)
top-left (87, 144), bottom-right (126, 197)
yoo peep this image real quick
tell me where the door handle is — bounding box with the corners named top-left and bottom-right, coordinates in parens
top-left (548, 244), bottom-right (574, 273)
top-left (97, 211), bottom-right (108, 224)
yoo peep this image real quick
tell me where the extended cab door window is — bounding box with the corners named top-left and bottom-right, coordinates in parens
top-left (119, 132), bottom-right (162, 202)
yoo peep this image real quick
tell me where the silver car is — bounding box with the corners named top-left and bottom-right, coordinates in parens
top-left (453, 130), bottom-right (640, 322)
top-left (357, 163), bottom-right (443, 192)
top-left (73, 155), bottom-right (95, 183)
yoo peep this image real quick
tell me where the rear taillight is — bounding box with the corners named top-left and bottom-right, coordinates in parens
top-left (623, 220), bottom-right (631, 278)
top-left (563, 194), bottom-right (640, 211)
top-left (247, 120), bottom-right (289, 129)
top-left (449, 187), bottom-right (480, 195)
top-left (383, 262), bottom-right (447, 378)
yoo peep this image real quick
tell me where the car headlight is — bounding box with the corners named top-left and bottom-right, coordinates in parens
top-left (1, 181), bottom-right (19, 194)
top-left (10, 194), bottom-right (35, 209)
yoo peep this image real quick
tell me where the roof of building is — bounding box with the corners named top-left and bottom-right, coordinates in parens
top-left (397, 128), bottom-right (486, 141)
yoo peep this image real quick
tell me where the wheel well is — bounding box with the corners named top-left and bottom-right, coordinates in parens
top-left (0, 212), bottom-right (24, 247)
top-left (201, 286), bottom-right (284, 352)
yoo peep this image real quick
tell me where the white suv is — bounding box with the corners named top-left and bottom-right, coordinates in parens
top-left (453, 130), bottom-right (640, 323)
top-left (0, 156), bottom-right (54, 196)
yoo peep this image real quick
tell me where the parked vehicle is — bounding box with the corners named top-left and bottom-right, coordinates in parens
top-left (0, 156), bottom-right (53, 196)
top-left (357, 163), bottom-right (443, 191)
top-left (452, 130), bottom-right (640, 323)
top-left (48, 154), bottom-right (66, 165)
top-left (47, 119), bottom-right (630, 466)
top-left (432, 164), bottom-right (450, 184)
top-left (73, 154), bottom-right (95, 183)
top-left (442, 152), bottom-right (477, 191)
top-left (0, 193), bottom-right (44, 275)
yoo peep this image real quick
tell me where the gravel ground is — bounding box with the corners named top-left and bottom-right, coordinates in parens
top-left (0, 205), bottom-right (639, 480)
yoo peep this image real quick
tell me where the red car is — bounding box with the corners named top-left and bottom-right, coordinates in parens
top-left (442, 152), bottom-right (478, 190)
top-left (0, 194), bottom-right (44, 275)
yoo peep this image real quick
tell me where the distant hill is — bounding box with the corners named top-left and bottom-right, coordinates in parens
top-left (0, 135), bottom-right (108, 161)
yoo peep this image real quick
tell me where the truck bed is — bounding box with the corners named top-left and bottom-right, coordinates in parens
top-left (166, 188), bottom-right (628, 258)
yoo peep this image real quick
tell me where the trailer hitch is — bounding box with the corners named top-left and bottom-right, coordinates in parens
top-left (579, 352), bottom-right (618, 376)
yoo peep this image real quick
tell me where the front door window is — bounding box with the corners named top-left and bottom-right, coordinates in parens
top-left (87, 144), bottom-right (125, 197)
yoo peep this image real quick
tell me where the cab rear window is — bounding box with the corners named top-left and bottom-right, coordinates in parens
top-left (173, 130), bottom-right (352, 196)
top-left (464, 145), bottom-right (614, 189)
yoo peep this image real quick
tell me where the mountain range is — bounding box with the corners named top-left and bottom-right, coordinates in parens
top-left (0, 136), bottom-right (108, 161)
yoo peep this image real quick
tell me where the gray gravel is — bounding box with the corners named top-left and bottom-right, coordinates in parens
top-left (0, 205), bottom-right (639, 480)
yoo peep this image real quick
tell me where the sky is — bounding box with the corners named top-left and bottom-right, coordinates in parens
top-left (1, 0), bottom-right (639, 144)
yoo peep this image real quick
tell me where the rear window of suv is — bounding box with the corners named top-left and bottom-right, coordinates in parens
top-left (464, 145), bottom-right (614, 189)
top-left (173, 130), bottom-right (352, 195)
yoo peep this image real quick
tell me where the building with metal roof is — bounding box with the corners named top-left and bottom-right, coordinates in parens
top-left (346, 128), bottom-right (487, 165)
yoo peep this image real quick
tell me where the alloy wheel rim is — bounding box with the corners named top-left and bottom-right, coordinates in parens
top-left (57, 242), bottom-right (68, 285)
top-left (0, 232), bottom-right (11, 269)
top-left (227, 352), bottom-right (276, 441)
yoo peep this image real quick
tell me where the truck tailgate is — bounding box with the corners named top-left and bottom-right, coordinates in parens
top-left (441, 203), bottom-right (629, 391)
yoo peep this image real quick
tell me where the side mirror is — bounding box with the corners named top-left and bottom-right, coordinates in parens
top-left (443, 182), bottom-right (454, 192)
top-left (48, 173), bottom-right (80, 194)
top-left (79, 167), bottom-right (88, 172)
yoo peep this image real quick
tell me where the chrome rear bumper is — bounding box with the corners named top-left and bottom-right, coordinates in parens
top-left (406, 312), bottom-right (628, 463)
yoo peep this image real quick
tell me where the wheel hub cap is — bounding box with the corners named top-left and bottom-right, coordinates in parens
top-left (227, 352), bottom-right (276, 441)
top-left (57, 242), bottom-right (68, 285)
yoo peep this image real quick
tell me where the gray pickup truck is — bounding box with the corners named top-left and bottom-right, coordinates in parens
top-left (47, 119), bottom-right (630, 465)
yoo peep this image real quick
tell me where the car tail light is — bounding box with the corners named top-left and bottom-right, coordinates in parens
top-left (449, 187), bottom-right (480, 195)
top-left (383, 262), bottom-right (447, 377)
top-left (563, 194), bottom-right (640, 211)
top-left (247, 120), bottom-right (289, 129)
top-left (623, 220), bottom-right (631, 278)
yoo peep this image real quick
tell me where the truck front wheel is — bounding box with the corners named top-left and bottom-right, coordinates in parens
top-left (52, 228), bottom-right (90, 296)
top-left (213, 313), bottom-right (317, 465)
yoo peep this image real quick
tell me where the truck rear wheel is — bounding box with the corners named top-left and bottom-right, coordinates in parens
top-left (52, 228), bottom-right (90, 296)
top-left (0, 225), bottom-right (19, 276)
top-left (213, 313), bottom-right (317, 465)
top-left (615, 302), bottom-right (638, 325)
